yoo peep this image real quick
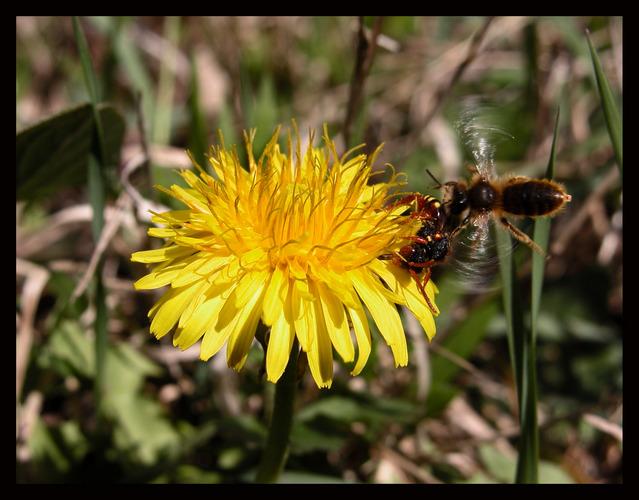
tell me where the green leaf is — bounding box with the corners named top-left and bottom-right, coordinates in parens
top-left (16, 103), bottom-right (125, 201)
top-left (44, 320), bottom-right (95, 378)
top-left (26, 419), bottom-right (91, 481)
top-left (537, 460), bottom-right (575, 484)
top-left (478, 442), bottom-right (517, 483)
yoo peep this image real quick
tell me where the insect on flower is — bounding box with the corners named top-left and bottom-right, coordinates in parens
top-left (131, 123), bottom-right (440, 389)
top-left (379, 194), bottom-right (455, 314)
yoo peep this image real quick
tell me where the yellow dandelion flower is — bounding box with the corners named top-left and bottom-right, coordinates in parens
top-left (131, 124), bottom-right (438, 388)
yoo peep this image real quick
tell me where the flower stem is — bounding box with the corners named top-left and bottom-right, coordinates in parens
top-left (254, 340), bottom-right (299, 484)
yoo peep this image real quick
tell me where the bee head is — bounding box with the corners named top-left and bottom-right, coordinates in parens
top-left (445, 182), bottom-right (469, 216)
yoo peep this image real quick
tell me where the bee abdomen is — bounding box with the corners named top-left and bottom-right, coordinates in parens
top-left (501, 179), bottom-right (570, 217)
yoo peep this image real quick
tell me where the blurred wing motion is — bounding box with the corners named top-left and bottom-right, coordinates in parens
top-left (437, 98), bottom-right (571, 291)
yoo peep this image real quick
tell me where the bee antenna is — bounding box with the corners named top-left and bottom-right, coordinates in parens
top-left (426, 169), bottom-right (444, 190)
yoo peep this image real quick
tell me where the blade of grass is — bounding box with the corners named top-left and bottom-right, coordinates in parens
top-left (586, 30), bottom-right (622, 175)
top-left (532, 107), bottom-right (561, 328)
top-left (72, 16), bottom-right (109, 429)
top-left (187, 50), bottom-right (208, 168)
top-left (73, 17), bottom-right (107, 230)
top-left (153, 16), bottom-right (181, 145)
top-left (343, 16), bottom-right (383, 148)
top-left (73, 16), bottom-right (108, 239)
top-left (495, 227), bottom-right (525, 401)
top-left (519, 108), bottom-right (562, 485)
top-left (520, 106), bottom-right (563, 483)
top-left (502, 107), bottom-right (562, 484)
top-left (102, 17), bottom-right (156, 140)
top-left (496, 220), bottom-right (538, 484)
top-left (73, 17), bottom-right (105, 154)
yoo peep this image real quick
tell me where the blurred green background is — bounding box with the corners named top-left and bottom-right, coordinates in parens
top-left (16, 16), bottom-right (622, 483)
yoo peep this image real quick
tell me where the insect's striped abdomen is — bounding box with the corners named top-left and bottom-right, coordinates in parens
top-left (501, 179), bottom-right (570, 217)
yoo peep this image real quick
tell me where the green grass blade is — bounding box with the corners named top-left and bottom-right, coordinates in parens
top-left (586, 30), bottom-right (622, 175)
top-left (495, 229), bottom-right (525, 403)
top-left (496, 221), bottom-right (538, 484)
top-left (531, 107), bottom-right (560, 329)
top-left (515, 345), bottom-right (539, 484)
top-left (72, 16), bottom-right (109, 428)
top-left (102, 17), bottom-right (156, 140)
top-left (153, 16), bottom-right (181, 145)
top-left (187, 51), bottom-right (208, 168)
top-left (73, 17), bottom-right (106, 172)
top-left (513, 107), bottom-right (563, 485)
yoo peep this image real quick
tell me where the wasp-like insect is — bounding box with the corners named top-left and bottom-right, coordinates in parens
top-left (379, 194), bottom-right (456, 314)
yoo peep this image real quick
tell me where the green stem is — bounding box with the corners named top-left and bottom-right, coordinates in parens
top-left (254, 341), bottom-right (299, 484)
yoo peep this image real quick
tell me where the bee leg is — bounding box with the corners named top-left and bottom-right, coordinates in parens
top-left (498, 216), bottom-right (546, 257)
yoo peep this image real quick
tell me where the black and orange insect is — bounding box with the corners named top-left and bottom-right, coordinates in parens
top-left (379, 194), bottom-right (455, 314)
top-left (441, 171), bottom-right (571, 255)
top-left (439, 98), bottom-right (572, 256)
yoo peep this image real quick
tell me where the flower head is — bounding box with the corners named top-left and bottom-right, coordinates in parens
top-left (131, 124), bottom-right (438, 388)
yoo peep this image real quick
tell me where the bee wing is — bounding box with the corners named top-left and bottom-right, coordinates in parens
top-left (454, 97), bottom-right (513, 179)
top-left (447, 216), bottom-right (517, 293)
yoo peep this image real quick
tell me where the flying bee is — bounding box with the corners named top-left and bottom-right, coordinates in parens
top-left (379, 194), bottom-right (455, 314)
top-left (442, 172), bottom-right (571, 256)
top-left (439, 100), bottom-right (572, 257)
